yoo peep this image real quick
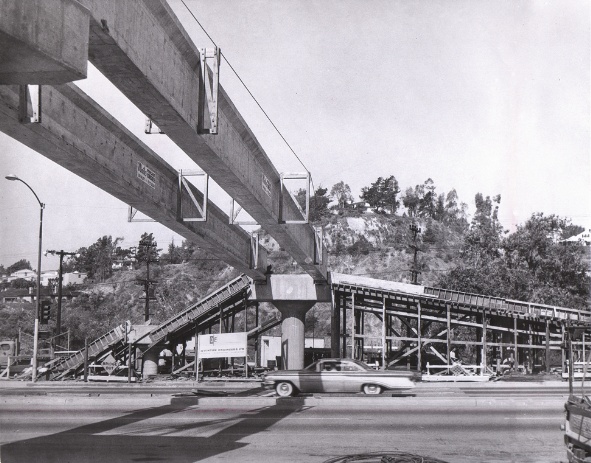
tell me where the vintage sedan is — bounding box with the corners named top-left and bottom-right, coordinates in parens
top-left (262, 358), bottom-right (416, 397)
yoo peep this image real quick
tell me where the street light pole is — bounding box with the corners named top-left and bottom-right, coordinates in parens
top-left (5, 174), bottom-right (44, 382)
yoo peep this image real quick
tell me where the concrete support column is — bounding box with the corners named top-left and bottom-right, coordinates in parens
top-left (142, 349), bottom-right (159, 378)
top-left (273, 301), bottom-right (315, 370)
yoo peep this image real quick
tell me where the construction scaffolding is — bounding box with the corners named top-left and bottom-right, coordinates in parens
top-left (330, 274), bottom-right (591, 377)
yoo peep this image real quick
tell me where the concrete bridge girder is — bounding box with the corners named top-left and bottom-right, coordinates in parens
top-left (0, 0), bottom-right (89, 84)
top-left (0, 83), bottom-right (267, 280)
top-left (76, 0), bottom-right (327, 282)
top-left (1, 0), bottom-right (327, 283)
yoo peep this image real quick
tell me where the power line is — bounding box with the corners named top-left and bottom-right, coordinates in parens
top-left (179, 0), bottom-right (314, 186)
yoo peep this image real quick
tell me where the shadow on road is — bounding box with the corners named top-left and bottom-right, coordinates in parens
top-left (1, 397), bottom-right (307, 462)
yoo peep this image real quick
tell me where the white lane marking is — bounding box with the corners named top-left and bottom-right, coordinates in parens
top-left (503, 417), bottom-right (558, 420)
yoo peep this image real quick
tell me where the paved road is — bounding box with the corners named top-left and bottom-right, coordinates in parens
top-left (0, 389), bottom-right (568, 463)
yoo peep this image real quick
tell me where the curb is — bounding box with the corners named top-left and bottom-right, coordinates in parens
top-left (0, 393), bottom-right (566, 408)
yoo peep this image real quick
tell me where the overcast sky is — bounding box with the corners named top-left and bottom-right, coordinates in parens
top-left (1, 0), bottom-right (589, 271)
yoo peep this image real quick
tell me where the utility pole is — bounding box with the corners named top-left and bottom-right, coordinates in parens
top-left (135, 238), bottom-right (158, 322)
top-left (45, 250), bottom-right (77, 340)
top-left (409, 223), bottom-right (422, 285)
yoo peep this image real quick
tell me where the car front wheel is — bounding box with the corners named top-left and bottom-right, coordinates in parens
top-left (363, 384), bottom-right (382, 395)
top-left (276, 381), bottom-right (295, 397)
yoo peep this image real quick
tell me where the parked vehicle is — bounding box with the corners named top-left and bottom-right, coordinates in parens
top-left (563, 324), bottom-right (591, 463)
top-left (262, 358), bottom-right (416, 397)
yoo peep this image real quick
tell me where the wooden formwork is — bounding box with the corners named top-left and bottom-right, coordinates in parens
top-left (330, 280), bottom-right (590, 374)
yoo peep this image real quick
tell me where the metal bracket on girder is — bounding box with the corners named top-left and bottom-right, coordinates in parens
top-left (250, 232), bottom-right (260, 270)
top-left (229, 199), bottom-right (258, 226)
top-left (128, 207), bottom-right (156, 223)
top-left (279, 172), bottom-right (309, 224)
top-left (177, 170), bottom-right (208, 222)
top-left (144, 118), bottom-right (165, 134)
top-left (18, 85), bottom-right (41, 123)
top-left (314, 225), bottom-right (324, 265)
top-left (198, 47), bottom-right (220, 134)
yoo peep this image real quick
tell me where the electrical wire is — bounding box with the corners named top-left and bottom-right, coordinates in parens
top-left (179, 0), bottom-right (314, 187)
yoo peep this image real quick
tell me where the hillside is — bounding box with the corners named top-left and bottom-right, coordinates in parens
top-left (264, 213), bottom-right (463, 286)
top-left (2, 210), bottom-right (588, 351)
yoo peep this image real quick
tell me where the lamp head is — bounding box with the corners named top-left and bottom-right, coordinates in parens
top-left (5, 174), bottom-right (19, 181)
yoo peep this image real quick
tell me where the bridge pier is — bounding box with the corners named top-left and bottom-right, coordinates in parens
top-left (250, 274), bottom-right (331, 371)
top-left (273, 301), bottom-right (315, 370)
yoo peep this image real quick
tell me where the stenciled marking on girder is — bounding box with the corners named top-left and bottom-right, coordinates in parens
top-left (137, 161), bottom-right (156, 189)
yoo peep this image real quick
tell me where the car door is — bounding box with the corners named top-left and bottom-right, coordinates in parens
top-left (298, 361), bottom-right (324, 392)
top-left (339, 359), bottom-right (367, 392)
top-left (318, 360), bottom-right (345, 392)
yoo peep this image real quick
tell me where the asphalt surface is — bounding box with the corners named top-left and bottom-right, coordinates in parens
top-left (0, 382), bottom-right (571, 463)
top-left (0, 376), bottom-right (582, 400)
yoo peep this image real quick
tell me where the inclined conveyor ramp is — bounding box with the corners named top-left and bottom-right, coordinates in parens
top-left (140, 274), bottom-right (252, 352)
top-left (46, 323), bottom-right (128, 380)
top-left (422, 286), bottom-right (591, 323)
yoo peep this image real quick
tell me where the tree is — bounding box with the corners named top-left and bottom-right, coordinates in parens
top-left (360, 175), bottom-right (401, 214)
top-left (462, 193), bottom-right (504, 264)
top-left (163, 240), bottom-right (183, 264)
top-left (330, 181), bottom-right (353, 209)
top-left (6, 259), bottom-right (32, 275)
top-left (402, 187), bottom-right (420, 217)
top-left (502, 213), bottom-right (590, 308)
top-left (382, 175), bottom-right (401, 214)
top-left (434, 193), bottom-right (446, 222)
top-left (178, 240), bottom-right (197, 262)
top-left (443, 189), bottom-right (468, 228)
top-left (438, 207), bottom-right (590, 310)
top-left (68, 236), bottom-right (123, 281)
top-left (436, 193), bottom-right (506, 296)
top-left (295, 186), bottom-right (331, 222)
top-left (418, 178), bottom-right (436, 218)
top-left (136, 233), bottom-right (161, 265)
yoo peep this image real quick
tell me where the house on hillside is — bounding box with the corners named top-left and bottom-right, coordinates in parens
top-left (351, 201), bottom-right (371, 213)
top-left (40, 270), bottom-right (59, 286)
top-left (112, 259), bottom-right (135, 271)
top-left (560, 228), bottom-right (591, 246)
top-left (62, 271), bottom-right (86, 285)
top-left (7, 269), bottom-right (37, 283)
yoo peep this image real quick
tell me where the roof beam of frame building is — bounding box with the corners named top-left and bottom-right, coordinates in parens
top-left (0, 83), bottom-right (267, 281)
top-left (78, 0), bottom-right (327, 283)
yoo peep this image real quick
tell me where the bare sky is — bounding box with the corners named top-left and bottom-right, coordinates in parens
top-left (1, 0), bottom-right (589, 270)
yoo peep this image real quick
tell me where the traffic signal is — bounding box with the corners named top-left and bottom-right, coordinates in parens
top-left (40, 300), bottom-right (51, 324)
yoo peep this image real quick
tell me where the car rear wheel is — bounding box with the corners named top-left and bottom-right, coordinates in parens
top-left (276, 381), bottom-right (295, 397)
top-left (363, 384), bottom-right (382, 395)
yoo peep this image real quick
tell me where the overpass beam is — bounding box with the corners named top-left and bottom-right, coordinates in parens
top-left (0, 0), bottom-right (89, 84)
top-left (78, 0), bottom-right (327, 282)
top-left (0, 84), bottom-right (267, 280)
